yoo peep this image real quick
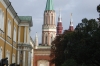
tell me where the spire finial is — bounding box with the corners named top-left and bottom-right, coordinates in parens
top-left (70, 13), bottom-right (73, 26)
top-left (59, 8), bottom-right (61, 18)
top-left (58, 8), bottom-right (62, 22)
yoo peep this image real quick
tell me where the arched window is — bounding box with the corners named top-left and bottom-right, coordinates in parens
top-left (0, 47), bottom-right (2, 60)
top-left (0, 9), bottom-right (2, 29)
top-left (45, 36), bottom-right (47, 45)
top-left (51, 36), bottom-right (53, 43)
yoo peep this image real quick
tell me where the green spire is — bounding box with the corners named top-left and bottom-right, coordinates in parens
top-left (45, 0), bottom-right (54, 11)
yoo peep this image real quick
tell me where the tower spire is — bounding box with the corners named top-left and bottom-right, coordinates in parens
top-left (57, 9), bottom-right (63, 35)
top-left (45, 0), bottom-right (54, 11)
top-left (35, 32), bottom-right (38, 49)
top-left (58, 8), bottom-right (62, 22)
top-left (70, 13), bottom-right (73, 26)
top-left (69, 13), bottom-right (74, 31)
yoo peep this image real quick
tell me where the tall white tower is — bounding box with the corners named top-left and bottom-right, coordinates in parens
top-left (42, 0), bottom-right (56, 46)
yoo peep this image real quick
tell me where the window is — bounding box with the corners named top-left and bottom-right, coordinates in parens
top-left (12, 54), bottom-right (15, 63)
top-left (45, 36), bottom-right (47, 44)
top-left (0, 48), bottom-right (2, 60)
top-left (13, 27), bottom-right (16, 42)
top-left (1, 12), bottom-right (4, 31)
top-left (51, 36), bottom-right (53, 43)
top-left (40, 64), bottom-right (44, 66)
top-left (8, 20), bottom-right (11, 37)
top-left (0, 9), bottom-right (2, 29)
top-left (0, 9), bottom-right (4, 31)
top-left (6, 51), bottom-right (10, 64)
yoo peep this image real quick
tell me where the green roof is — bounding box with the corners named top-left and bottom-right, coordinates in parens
top-left (45, 0), bottom-right (54, 11)
top-left (19, 16), bottom-right (32, 21)
top-left (19, 16), bottom-right (33, 27)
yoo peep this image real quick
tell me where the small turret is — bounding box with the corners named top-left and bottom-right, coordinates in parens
top-left (34, 32), bottom-right (38, 49)
top-left (57, 9), bottom-right (63, 35)
top-left (69, 13), bottom-right (74, 31)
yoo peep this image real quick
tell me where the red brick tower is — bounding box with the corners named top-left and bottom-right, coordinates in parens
top-left (57, 9), bottom-right (63, 35)
top-left (69, 13), bottom-right (74, 31)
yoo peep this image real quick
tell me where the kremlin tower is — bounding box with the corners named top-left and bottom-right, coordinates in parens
top-left (34, 0), bottom-right (74, 66)
top-left (34, 0), bottom-right (56, 66)
top-left (42, 0), bottom-right (56, 46)
top-left (57, 9), bottom-right (63, 35)
top-left (68, 13), bottom-right (74, 31)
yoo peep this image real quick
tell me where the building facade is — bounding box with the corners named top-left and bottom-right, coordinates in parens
top-left (0, 0), bottom-right (33, 66)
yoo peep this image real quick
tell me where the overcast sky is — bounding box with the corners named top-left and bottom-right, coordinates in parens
top-left (9, 0), bottom-right (100, 43)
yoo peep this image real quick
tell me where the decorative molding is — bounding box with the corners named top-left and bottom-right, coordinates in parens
top-left (42, 29), bottom-right (56, 32)
top-left (19, 22), bottom-right (29, 26)
top-left (14, 19), bottom-right (18, 25)
top-left (35, 54), bottom-right (50, 56)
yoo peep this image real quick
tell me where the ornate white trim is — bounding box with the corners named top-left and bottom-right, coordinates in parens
top-left (19, 22), bottom-right (29, 26)
top-left (35, 54), bottom-right (50, 55)
top-left (42, 29), bottom-right (56, 32)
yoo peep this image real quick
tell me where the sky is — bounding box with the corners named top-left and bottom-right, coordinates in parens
top-left (9, 0), bottom-right (100, 43)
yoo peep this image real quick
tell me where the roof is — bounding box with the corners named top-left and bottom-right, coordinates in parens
top-left (45, 0), bottom-right (54, 11)
top-left (19, 16), bottom-right (33, 27)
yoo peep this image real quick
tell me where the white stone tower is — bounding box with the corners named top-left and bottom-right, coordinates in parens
top-left (42, 0), bottom-right (56, 46)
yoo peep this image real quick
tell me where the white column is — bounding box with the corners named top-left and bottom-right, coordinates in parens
top-left (44, 15), bottom-right (46, 24)
top-left (18, 27), bottom-right (20, 43)
top-left (28, 51), bottom-right (31, 66)
top-left (23, 50), bottom-right (26, 66)
top-left (27, 27), bottom-right (30, 44)
top-left (30, 52), bottom-right (31, 66)
top-left (50, 15), bottom-right (51, 25)
top-left (27, 27), bottom-right (28, 43)
top-left (28, 51), bottom-right (30, 66)
top-left (24, 27), bottom-right (26, 43)
top-left (17, 47), bottom-right (20, 64)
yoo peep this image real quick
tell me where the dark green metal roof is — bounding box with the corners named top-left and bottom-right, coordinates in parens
top-left (45, 0), bottom-right (54, 11)
top-left (19, 16), bottom-right (33, 27)
top-left (19, 16), bottom-right (32, 21)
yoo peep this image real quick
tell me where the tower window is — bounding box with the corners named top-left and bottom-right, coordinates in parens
top-left (45, 36), bottom-right (47, 45)
top-left (51, 36), bottom-right (53, 43)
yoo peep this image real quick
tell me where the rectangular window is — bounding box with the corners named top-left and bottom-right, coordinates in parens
top-left (6, 51), bottom-right (10, 64)
top-left (12, 54), bottom-right (15, 63)
top-left (8, 20), bottom-right (11, 37)
top-left (13, 27), bottom-right (16, 42)
top-left (0, 48), bottom-right (2, 60)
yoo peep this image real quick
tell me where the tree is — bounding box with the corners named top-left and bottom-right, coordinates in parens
top-left (51, 18), bottom-right (100, 66)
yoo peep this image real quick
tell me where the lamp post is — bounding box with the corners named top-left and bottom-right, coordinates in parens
top-left (97, 4), bottom-right (100, 27)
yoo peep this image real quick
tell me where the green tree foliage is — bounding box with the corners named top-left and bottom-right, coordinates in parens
top-left (51, 18), bottom-right (100, 66)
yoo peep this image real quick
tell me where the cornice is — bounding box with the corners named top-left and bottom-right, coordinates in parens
top-left (1, 0), bottom-right (20, 24)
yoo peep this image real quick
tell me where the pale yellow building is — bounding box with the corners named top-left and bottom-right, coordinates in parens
top-left (0, 0), bottom-right (33, 66)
